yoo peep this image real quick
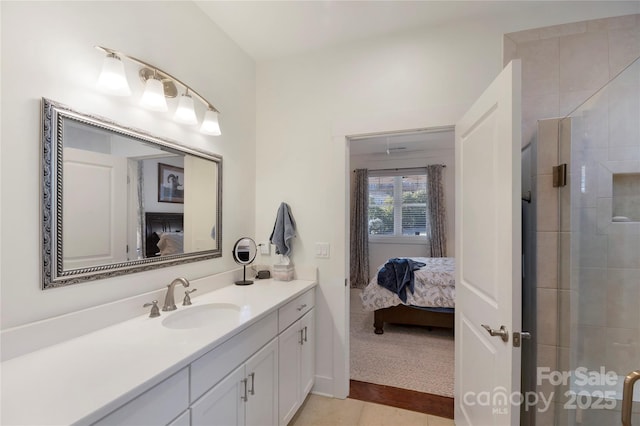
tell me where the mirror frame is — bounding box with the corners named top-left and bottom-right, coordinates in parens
top-left (41, 98), bottom-right (223, 289)
top-left (232, 238), bottom-right (257, 265)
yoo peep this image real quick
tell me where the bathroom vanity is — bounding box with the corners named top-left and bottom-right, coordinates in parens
top-left (1, 276), bottom-right (316, 426)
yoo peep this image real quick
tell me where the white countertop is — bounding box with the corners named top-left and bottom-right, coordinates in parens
top-left (1, 279), bottom-right (316, 426)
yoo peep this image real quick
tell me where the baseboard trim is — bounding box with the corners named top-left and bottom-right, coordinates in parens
top-left (349, 380), bottom-right (454, 419)
top-left (311, 375), bottom-right (334, 396)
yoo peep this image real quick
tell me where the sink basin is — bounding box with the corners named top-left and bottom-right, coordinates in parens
top-left (162, 303), bottom-right (241, 330)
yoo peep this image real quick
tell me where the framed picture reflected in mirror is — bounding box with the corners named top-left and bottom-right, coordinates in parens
top-left (158, 163), bottom-right (184, 203)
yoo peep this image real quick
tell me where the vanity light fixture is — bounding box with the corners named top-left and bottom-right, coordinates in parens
top-left (96, 53), bottom-right (131, 96)
top-left (200, 108), bottom-right (221, 136)
top-left (140, 69), bottom-right (168, 112)
top-left (174, 90), bottom-right (198, 125)
top-left (95, 46), bottom-right (221, 135)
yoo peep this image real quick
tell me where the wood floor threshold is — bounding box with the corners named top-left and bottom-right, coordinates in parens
top-left (349, 380), bottom-right (454, 419)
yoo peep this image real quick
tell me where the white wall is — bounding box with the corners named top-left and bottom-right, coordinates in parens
top-left (0, 1), bottom-right (256, 329)
top-left (256, 18), bottom-right (498, 399)
top-left (350, 143), bottom-right (456, 277)
top-left (254, 3), bottom-right (640, 398)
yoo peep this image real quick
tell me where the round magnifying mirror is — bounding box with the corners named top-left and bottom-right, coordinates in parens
top-left (233, 237), bottom-right (257, 285)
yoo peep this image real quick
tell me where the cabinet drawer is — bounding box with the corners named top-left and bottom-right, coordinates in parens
top-left (190, 312), bottom-right (277, 402)
top-left (278, 289), bottom-right (315, 333)
top-left (93, 368), bottom-right (189, 426)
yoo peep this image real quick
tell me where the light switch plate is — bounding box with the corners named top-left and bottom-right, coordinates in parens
top-left (315, 242), bottom-right (330, 258)
top-left (259, 242), bottom-right (270, 255)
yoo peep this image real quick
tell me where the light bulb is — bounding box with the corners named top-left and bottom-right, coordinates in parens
top-left (96, 53), bottom-right (131, 96)
top-left (140, 76), bottom-right (167, 112)
top-left (200, 109), bottom-right (221, 136)
top-left (174, 93), bottom-right (198, 125)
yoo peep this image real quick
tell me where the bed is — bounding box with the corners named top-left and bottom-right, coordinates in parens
top-left (360, 257), bottom-right (455, 334)
top-left (144, 212), bottom-right (184, 257)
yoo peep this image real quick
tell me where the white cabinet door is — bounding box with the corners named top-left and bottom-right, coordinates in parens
top-left (167, 409), bottom-right (190, 426)
top-left (278, 309), bottom-right (316, 425)
top-left (245, 339), bottom-right (278, 426)
top-left (278, 321), bottom-right (302, 425)
top-left (299, 309), bottom-right (315, 396)
top-left (191, 365), bottom-right (246, 426)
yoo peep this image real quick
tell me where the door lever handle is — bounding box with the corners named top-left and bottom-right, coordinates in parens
top-left (513, 331), bottom-right (531, 347)
top-left (481, 324), bottom-right (509, 342)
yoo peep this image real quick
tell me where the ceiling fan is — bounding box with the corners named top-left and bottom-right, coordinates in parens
top-left (385, 137), bottom-right (407, 155)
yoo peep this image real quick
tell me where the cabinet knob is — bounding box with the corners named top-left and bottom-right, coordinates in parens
top-left (297, 304), bottom-right (308, 311)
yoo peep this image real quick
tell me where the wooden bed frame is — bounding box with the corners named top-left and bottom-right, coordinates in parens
top-left (373, 305), bottom-right (454, 334)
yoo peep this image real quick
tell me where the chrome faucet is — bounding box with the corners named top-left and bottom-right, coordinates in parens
top-left (162, 277), bottom-right (190, 311)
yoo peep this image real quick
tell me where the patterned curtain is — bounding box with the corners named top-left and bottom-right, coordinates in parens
top-left (427, 164), bottom-right (447, 257)
top-left (350, 169), bottom-right (369, 288)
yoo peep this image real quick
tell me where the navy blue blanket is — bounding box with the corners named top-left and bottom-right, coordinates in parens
top-left (376, 258), bottom-right (426, 303)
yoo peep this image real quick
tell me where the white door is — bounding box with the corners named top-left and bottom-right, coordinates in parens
top-left (454, 59), bottom-right (522, 426)
top-left (63, 147), bottom-right (128, 269)
top-left (245, 339), bottom-right (278, 426)
top-left (126, 159), bottom-right (140, 261)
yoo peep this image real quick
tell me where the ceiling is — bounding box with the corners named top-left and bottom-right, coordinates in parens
top-left (195, 1), bottom-right (546, 61)
top-left (193, 1), bottom-right (638, 152)
top-left (194, 1), bottom-right (640, 62)
top-left (349, 128), bottom-right (454, 156)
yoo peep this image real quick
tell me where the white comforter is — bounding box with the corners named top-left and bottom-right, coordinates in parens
top-left (157, 232), bottom-right (184, 256)
top-left (360, 257), bottom-right (455, 311)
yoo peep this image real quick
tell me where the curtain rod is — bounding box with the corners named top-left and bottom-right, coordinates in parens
top-left (355, 165), bottom-right (446, 172)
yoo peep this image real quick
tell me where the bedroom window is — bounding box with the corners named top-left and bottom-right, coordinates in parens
top-left (368, 169), bottom-right (427, 241)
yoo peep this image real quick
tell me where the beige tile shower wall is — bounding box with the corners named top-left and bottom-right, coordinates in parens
top-left (504, 14), bottom-right (640, 147)
top-left (535, 119), bottom-right (564, 417)
top-left (526, 15), bottom-right (640, 426)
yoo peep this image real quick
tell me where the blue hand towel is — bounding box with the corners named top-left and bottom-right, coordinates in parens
top-left (269, 202), bottom-right (297, 256)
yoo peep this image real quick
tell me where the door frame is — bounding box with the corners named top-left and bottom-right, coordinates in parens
top-left (332, 103), bottom-right (462, 399)
top-left (336, 111), bottom-right (460, 398)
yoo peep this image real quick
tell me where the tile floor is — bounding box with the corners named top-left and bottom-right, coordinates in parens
top-left (290, 394), bottom-right (455, 426)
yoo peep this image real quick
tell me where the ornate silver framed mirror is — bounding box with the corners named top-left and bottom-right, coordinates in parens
top-left (41, 98), bottom-right (223, 288)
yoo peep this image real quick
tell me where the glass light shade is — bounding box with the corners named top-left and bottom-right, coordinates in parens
top-left (174, 93), bottom-right (198, 125)
top-left (96, 54), bottom-right (131, 96)
top-left (200, 109), bottom-right (221, 136)
top-left (140, 77), bottom-right (167, 112)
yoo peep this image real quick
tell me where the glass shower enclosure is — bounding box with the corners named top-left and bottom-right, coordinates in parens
top-left (556, 55), bottom-right (640, 425)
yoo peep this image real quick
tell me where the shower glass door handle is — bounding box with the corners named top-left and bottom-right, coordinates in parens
top-left (622, 370), bottom-right (640, 426)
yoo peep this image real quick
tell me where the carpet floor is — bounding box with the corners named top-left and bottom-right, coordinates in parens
top-left (349, 288), bottom-right (455, 398)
